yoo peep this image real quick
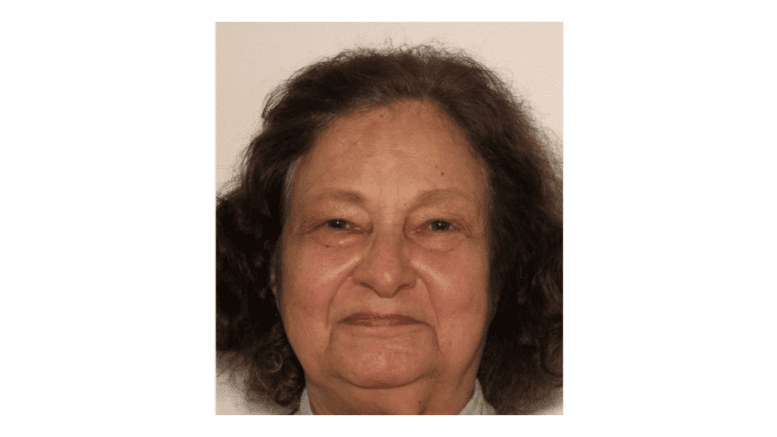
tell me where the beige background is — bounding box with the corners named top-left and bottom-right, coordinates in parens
top-left (215, 22), bottom-right (563, 415)
top-left (216, 22), bottom-right (562, 194)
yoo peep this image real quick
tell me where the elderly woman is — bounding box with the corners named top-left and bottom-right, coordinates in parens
top-left (216, 45), bottom-right (562, 415)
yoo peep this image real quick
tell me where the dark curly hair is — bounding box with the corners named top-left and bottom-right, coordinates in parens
top-left (217, 44), bottom-right (562, 414)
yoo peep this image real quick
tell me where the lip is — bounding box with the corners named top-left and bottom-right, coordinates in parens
top-left (342, 313), bottom-right (422, 327)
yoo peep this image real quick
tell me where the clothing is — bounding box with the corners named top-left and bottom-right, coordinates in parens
top-left (293, 379), bottom-right (496, 415)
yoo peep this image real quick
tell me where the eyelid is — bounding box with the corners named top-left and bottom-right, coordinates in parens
top-left (316, 218), bottom-right (360, 231)
top-left (427, 219), bottom-right (456, 230)
top-left (416, 212), bottom-right (463, 227)
top-left (412, 219), bottom-right (461, 236)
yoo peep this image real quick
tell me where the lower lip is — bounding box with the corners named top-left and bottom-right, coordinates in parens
top-left (342, 317), bottom-right (421, 327)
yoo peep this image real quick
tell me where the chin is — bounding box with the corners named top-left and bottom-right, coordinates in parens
top-left (333, 349), bottom-right (433, 389)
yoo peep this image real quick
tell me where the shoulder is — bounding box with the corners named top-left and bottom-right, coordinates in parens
top-left (527, 387), bottom-right (563, 415)
top-left (216, 353), bottom-right (293, 415)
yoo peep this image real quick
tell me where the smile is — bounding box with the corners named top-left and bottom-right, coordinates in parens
top-left (342, 313), bottom-right (422, 327)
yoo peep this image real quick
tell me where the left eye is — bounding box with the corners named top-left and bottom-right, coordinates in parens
top-left (321, 219), bottom-right (352, 230)
top-left (428, 220), bottom-right (453, 232)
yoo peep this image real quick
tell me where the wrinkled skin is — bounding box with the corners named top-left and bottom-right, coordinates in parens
top-left (277, 100), bottom-right (491, 414)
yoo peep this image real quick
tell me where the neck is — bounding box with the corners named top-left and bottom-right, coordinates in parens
top-left (305, 368), bottom-right (479, 415)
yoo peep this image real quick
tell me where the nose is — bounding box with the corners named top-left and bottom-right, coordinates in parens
top-left (352, 229), bottom-right (416, 298)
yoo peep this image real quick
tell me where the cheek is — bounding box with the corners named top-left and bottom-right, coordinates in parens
top-left (279, 235), bottom-right (361, 328)
top-left (412, 240), bottom-right (490, 324)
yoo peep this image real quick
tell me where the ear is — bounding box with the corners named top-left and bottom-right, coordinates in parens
top-left (269, 269), bottom-right (283, 312)
top-left (269, 269), bottom-right (277, 297)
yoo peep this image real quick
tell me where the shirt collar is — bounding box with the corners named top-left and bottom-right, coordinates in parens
top-left (294, 379), bottom-right (495, 415)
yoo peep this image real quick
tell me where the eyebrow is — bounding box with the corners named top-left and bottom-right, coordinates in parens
top-left (309, 190), bottom-right (366, 205)
top-left (413, 188), bottom-right (475, 206)
top-left (309, 188), bottom-right (477, 208)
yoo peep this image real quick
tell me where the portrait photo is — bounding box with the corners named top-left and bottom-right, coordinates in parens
top-left (215, 22), bottom-right (563, 415)
top-left (4, 3), bottom-right (771, 433)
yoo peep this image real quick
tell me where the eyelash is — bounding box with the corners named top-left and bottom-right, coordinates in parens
top-left (426, 220), bottom-right (454, 232)
top-left (319, 219), bottom-right (353, 230)
top-left (317, 219), bottom-right (455, 232)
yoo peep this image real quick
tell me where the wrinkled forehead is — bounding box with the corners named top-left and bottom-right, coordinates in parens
top-left (283, 99), bottom-right (489, 210)
top-left (319, 100), bottom-right (483, 161)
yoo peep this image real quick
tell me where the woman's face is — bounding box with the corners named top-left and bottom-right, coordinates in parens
top-left (278, 100), bottom-right (490, 396)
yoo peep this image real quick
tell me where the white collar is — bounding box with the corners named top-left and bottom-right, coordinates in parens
top-left (294, 379), bottom-right (496, 415)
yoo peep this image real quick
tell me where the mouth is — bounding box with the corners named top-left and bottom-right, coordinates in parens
top-left (342, 313), bottom-right (422, 327)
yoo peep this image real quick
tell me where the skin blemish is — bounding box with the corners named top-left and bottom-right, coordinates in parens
top-left (280, 100), bottom-right (491, 414)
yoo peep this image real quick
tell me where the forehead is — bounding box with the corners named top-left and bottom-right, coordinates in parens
top-left (318, 101), bottom-right (473, 156)
top-left (289, 100), bottom-right (487, 208)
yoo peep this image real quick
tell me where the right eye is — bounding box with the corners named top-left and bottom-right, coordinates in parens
top-left (320, 219), bottom-right (352, 230)
top-left (311, 219), bottom-right (362, 248)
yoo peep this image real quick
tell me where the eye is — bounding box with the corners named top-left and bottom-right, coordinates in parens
top-left (310, 218), bottom-right (362, 248)
top-left (427, 220), bottom-right (453, 232)
top-left (412, 218), bottom-right (464, 251)
top-left (320, 219), bottom-right (352, 230)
